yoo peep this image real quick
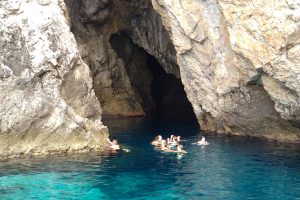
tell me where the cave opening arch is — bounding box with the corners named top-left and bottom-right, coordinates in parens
top-left (110, 31), bottom-right (198, 123)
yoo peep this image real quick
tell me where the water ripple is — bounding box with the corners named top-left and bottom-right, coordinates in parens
top-left (0, 118), bottom-right (300, 199)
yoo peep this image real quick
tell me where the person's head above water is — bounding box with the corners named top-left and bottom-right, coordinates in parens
top-left (201, 136), bottom-right (205, 141)
top-left (158, 135), bottom-right (162, 141)
top-left (112, 139), bottom-right (118, 145)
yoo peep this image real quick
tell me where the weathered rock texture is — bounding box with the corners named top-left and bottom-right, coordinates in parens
top-left (152, 0), bottom-right (300, 141)
top-left (0, 0), bottom-right (108, 158)
top-left (65, 0), bottom-right (300, 141)
top-left (1, 0), bottom-right (300, 155)
top-left (64, 0), bottom-right (180, 117)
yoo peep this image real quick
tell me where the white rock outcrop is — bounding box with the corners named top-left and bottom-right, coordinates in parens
top-left (0, 0), bottom-right (108, 158)
top-left (151, 0), bottom-right (300, 141)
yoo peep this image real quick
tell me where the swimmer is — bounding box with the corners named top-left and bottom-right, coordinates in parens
top-left (151, 136), bottom-right (160, 146)
top-left (175, 136), bottom-right (181, 143)
top-left (170, 135), bottom-right (175, 142)
top-left (168, 135), bottom-right (178, 145)
top-left (151, 135), bottom-right (162, 146)
top-left (163, 144), bottom-right (186, 154)
top-left (197, 136), bottom-right (209, 146)
top-left (167, 140), bottom-right (178, 150)
top-left (107, 138), bottom-right (120, 150)
top-left (176, 145), bottom-right (187, 153)
top-left (160, 139), bottom-right (168, 150)
top-left (169, 144), bottom-right (177, 151)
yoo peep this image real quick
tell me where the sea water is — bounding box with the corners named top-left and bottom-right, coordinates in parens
top-left (0, 117), bottom-right (300, 200)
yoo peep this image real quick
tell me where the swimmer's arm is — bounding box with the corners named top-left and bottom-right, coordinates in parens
top-left (170, 135), bottom-right (174, 141)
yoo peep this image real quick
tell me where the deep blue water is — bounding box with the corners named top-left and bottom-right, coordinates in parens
top-left (1, 117), bottom-right (300, 200)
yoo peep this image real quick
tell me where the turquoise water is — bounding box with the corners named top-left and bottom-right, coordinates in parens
top-left (1, 118), bottom-right (300, 200)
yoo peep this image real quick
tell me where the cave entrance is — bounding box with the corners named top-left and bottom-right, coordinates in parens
top-left (110, 32), bottom-right (197, 122)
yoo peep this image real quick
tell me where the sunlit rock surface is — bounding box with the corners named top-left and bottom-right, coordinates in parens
top-left (153, 0), bottom-right (300, 141)
top-left (1, 0), bottom-right (300, 159)
top-left (64, 0), bottom-right (300, 141)
top-left (0, 0), bottom-right (108, 158)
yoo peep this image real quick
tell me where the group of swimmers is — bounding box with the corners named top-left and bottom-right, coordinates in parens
top-left (107, 135), bottom-right (209, 152)
top-left (151, 134), bottom-right (187, 153)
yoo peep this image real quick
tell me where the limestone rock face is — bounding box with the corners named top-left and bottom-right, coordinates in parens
top-left (64, 0), bottom-right (180, 117)
top-left (6, 0), bottom-right (300, 158)
top-left (63, 0), bottom-right (300, 141)
top-left (64, 0), bottom-right (142, 117)
top-left (0, 0), bottom-right (107, 158)
top-left (152, 0), bottom-right (300, 141)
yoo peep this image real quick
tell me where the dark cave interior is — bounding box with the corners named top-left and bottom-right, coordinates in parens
top-left (110, 32), bottom-right (197, 122)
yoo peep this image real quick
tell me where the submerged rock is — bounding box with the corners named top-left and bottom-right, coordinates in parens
top-left (0, 0), bottom-right (108, 158)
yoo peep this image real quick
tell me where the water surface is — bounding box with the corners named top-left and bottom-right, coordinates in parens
top-left (0, 117), bottom-right (300, 199)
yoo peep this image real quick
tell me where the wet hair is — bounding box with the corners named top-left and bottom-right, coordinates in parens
top-left (174, 136), bottom-right (181, 142)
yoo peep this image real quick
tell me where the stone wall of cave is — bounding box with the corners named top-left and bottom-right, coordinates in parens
top-left (110, 32), bottom-right (196, 120)
top-left (64, 0), bottom-right (196, 120)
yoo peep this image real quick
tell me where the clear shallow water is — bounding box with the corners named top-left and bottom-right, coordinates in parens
top-left (1, 117), bottom-right (300, 200)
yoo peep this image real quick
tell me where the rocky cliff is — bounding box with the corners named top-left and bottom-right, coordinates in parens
top-left (64, 0), bottom-right (300, 142)
top-left (152, 0), bottom-right (300, 141)
top-left (0, 0), bottom-right (108, 158)
top-left (1, 0), bottom-right (300, 158)
top-left (64, 0), bottom-right (180, 117)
